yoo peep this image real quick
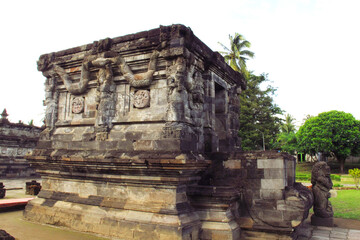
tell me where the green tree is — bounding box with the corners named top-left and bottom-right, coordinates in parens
top-left (239, 73), bottom-right (283, 150)
top-left (297, 110), bottom-right (360, 173)
top-left (218, 33), bottom-right (254, 77)
top-left (276, 114), bottom-right (297, 154)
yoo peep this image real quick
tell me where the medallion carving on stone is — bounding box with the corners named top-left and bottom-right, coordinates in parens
top-left (72, 97), bottom-right (85, 114)
top-left (133, 90), bottom-right (150, 108)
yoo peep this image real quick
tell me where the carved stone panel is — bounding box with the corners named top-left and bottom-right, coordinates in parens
top-left (133, 90), bottom-right (150, 108)
top-left (72, 97), bottom-right (85, 114)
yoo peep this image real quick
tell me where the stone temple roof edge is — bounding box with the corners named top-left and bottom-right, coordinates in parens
top-left (38, 24), bottom-right (246, 90)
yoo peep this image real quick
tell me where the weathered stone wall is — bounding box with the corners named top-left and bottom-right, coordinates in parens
top-left (196, 151), bottom-right (312, 239)
top-left (0, 111), bottom-right (42, 178)
top-left (34, 24), bottom-right (244, 158)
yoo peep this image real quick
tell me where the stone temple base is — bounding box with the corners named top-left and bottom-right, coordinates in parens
top-left (24, 177), bottom-right (201, 240)
top-left (311, 214), bottom-right (333, 227)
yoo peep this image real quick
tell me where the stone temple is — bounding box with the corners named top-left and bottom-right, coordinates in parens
top-left (0, 109), bottom-right (42, 178)
top-left (25, 25), bottom-right (312, 239)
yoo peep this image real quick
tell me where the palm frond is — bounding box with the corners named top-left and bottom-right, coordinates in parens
top-left (240, 50), bottom-right (255, 58)
top-left (218, 42), bottom-right (230, 52)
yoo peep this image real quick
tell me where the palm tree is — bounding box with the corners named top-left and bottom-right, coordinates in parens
top-left (277, 114), bottom-right (297, 155)
top-left (280, 114), bottom-right (296, 134)
top-left (218, 33), bottom-right (254, 77)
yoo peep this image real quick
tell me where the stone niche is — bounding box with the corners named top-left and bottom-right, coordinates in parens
top-left (25, 25), bottom-right (310, 240)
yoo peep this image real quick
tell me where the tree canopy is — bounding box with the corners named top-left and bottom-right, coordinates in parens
top-left (297, 110), bottom-right (360, 173)
top-left (218, 33), bottom-right (254, 77)
top-left (276, 114), bottom-right (297, 154)
top-left (238, 73), bottom-right (283, 150)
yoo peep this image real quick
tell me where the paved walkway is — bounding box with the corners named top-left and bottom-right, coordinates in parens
top-left (311, 226), bottom-right (360, 240)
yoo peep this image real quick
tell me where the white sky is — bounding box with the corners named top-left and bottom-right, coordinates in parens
top-left (1, 0), bottom-right (359, 127)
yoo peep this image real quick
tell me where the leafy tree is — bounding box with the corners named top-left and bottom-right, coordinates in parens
top-left (239, 73), bottom-right (283, 150)
top-left (297, 110), bottom-right (360, 173)
top-left (218, 33), bottom-right (254, 77)
top-left (276, 114), bottom-right (297, 154)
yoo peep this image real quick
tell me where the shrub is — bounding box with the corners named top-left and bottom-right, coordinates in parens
top-left (349, 168), bottom-right (360, 190)
top-left (330, 174), bottom-right (341, 182)
top-left (296, 173), bottom-right (311, 181)
top-left (333, 183), bottom-right (343, 187)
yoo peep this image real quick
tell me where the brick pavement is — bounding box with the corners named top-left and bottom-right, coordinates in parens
top-left (311, 226), bottom-right (360, 240)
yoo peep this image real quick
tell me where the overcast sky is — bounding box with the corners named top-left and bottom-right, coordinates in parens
top-left (1, 0), bottom-right (359, 127)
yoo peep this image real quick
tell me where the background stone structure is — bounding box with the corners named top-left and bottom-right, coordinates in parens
top-left (25, 25), bottom-right (310, 240)
top-left (0, 109), bottom-right (42, 178)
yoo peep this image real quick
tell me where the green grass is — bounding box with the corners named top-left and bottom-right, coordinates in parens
top-left (296, 162), bottom-right (314, 174)
top-left (330, 190), bottom-right (360, 220)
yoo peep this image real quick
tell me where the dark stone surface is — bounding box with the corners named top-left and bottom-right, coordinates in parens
top-left (311, 214), bottom-right (333, 227)
top-left (25, 180), bottom-right (41, 195)
top-left (311, 162), bottom-right (334, 218)
top-left (0, 230), bottom-right (15, 240)
top-left (0, 183), bottom-right (5, 198)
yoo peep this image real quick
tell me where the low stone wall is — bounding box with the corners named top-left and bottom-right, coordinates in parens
top-left (193, 151), bottom-right (312, 239)
top-left (0, 114), bottom-right (42, 178)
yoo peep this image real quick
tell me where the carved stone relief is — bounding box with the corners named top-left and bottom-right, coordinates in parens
top-left (52, 62), bottom-right (90, 95)
top-left (165, 57), bottom-right (188, 122)
top-left (72, 97), bottom-right (85, 114)
top-left (93, 59), bottom-right (116, 134)
top-left (133, 90), bottom-right (150, 108)
top-left (188, 70), bottom-right (205, 151)
top-left (116, 49), bottom-right (160, 88)
top-left (44, 76), bottom-right (58, 130)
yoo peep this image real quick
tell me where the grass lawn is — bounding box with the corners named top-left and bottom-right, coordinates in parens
top-left (330, 190), bottom-right (360, 220)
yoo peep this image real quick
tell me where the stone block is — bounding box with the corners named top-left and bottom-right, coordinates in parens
top-left (133, 140), bottom-right (155, 151)
top-left (283, 210), bottom-right (303, 221)
top-left (260, 189), bottom-right (284, 200)
top-left (257, 158), bottom-right (284, 169)
top-left (311, 215), bottom-right (333, 227)
top-left (223, 160), bottom-right (241, 169)
top-left (264, 168), bottom-right (285, 179)
top-left (196, 210), bottom-right (228, 222)
top-left (261, 179), bottom-right (285, 190)
top-left (237, 217), bottom-right (254, 229)
top-left (154, 139), bottom-right (181, 151)
top-left (134, 228), bottom-right (158, 240)
top-left (246, 169), bottom-right (264, 179)
top-left (258, 209), bottom-right (284, 223)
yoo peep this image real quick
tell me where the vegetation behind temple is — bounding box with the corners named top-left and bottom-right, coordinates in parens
top-left (218, 34), bottom-right (283, 151)
top-left (238, 73), bottom-right (283, 150)
top-left (219, 34), bottom-right (360, 172)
